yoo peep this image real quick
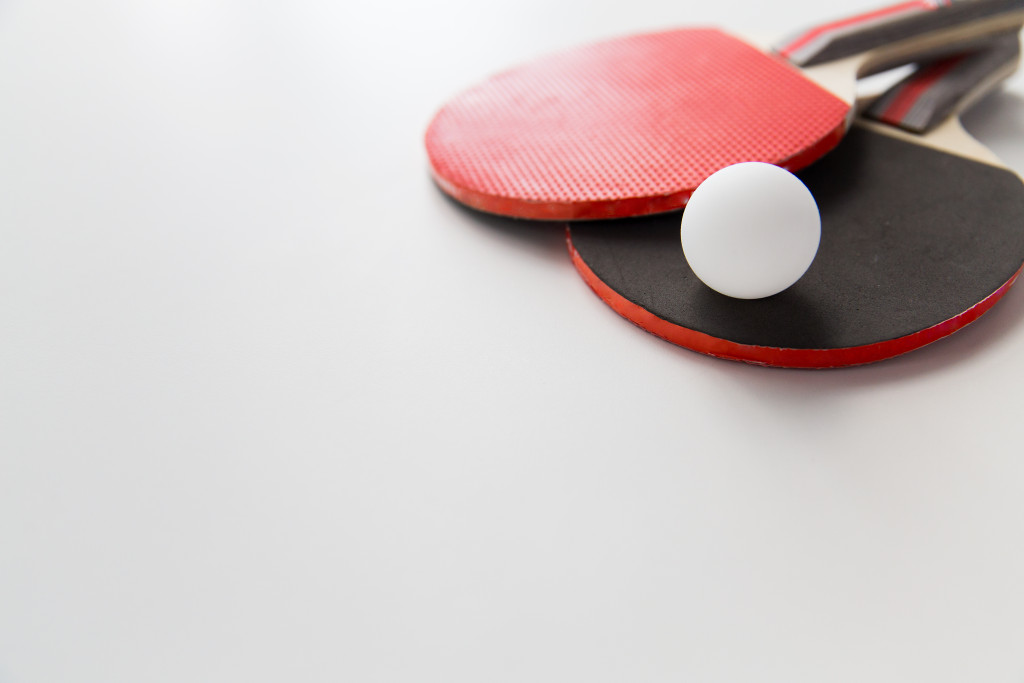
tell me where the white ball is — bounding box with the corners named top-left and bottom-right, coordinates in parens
top-left (680, 162), bottom-right (820, 299)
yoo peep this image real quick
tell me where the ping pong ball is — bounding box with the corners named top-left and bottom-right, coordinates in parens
top-left (680, 162), bottom-right (820, 299)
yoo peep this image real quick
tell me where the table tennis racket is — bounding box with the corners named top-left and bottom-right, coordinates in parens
top-left (426, 0), bottom-right (1024, 220)
top-left (567, 34), bottom-right (1024, 368)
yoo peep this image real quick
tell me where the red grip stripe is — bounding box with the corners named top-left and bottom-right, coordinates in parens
top-left (874, 54), bottom-right (966, 125)
top-left (778, 0), bottom-right (936, 59)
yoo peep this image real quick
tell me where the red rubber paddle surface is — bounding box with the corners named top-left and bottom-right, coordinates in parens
top-left (426, 29), bottom-right (850, 220)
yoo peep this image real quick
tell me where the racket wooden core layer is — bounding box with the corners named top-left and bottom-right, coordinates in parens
top-left (567, 125), bottom-right (1024, 368)
top-left (426, 29), bottom-right (849, 220)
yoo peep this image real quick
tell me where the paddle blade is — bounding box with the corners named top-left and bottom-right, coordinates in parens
top-left (425, 29), bottom-right (849, 220)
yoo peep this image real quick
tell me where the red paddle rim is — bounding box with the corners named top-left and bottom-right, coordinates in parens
top-left (567, 229), bottom-right (1023, 368)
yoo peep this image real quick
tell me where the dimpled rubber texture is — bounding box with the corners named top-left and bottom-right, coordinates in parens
top-left (567, 125), bottom-right (1024, 367)
top-left (425, 28), bottom-right (850, 220)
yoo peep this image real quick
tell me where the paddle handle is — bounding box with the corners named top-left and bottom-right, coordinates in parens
top-left (865, 32), bottom-right (1020, 132)
top-left (777, 0), bottom-right (1024, 69)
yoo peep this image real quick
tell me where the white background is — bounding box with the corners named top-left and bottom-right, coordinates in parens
top-left (1, 1), bottom-right (1023, 681)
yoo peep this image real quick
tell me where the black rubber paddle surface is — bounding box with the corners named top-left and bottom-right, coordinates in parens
top-left (569, 125), bottom-right (1024, 354)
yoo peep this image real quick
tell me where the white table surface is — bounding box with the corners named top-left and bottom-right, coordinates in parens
top-left (2, 1), bottom-right (1023, 681)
